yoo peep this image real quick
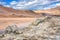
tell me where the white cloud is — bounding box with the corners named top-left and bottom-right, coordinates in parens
top-left (1, 0), bottom-right (60, 10)
top-left (10, 1), bottom-right (17, 5)
top-left (43, 2), bottom-right (60, 10)
top-left (9, 0), bottom-right (50, 9)
top-left (4, 5), bottom-right (10, 7)
top-left (56, 3), bottom-right (60, 6)
top-left (25, 0), bottom-right (38, 5)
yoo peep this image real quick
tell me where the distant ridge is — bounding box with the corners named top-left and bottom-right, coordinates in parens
top-left (34, 6), bottom-right (60, 15)
top-left (0, 5), bottom-right (41, 18)
top-left (0, 5), bottom-right (60, 18)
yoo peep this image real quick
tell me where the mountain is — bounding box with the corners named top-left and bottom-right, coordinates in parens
top-left (0, 5), bottom-right (41, 30)
top-left (0, 5), bottom-right (60, 30)
top-left (0, 5), bottom-right (60, 18)
top-left (0, 5), bottom-right (41, 18)
top-left (34, 7), bottom-right (60, 15)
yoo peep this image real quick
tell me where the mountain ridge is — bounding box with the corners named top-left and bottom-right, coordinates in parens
top-left (0, 5), bottom-right (60, 18)
top-left (0, 5), bottom-right (41, 18)
top-left (34, 6), bottom-right (60, 15)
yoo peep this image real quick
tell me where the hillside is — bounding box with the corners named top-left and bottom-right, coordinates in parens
top-left (0, 5), bottom-right (60, 18)
top-left (0, 5), bottom-right (41, 18)
top-left (0, 5), bottom-right (60, 30)
top-left (34, 7), bottom-right (60, 15)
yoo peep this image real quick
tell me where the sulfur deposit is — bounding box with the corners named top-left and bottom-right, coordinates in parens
top-left (0, 16), bottom-right (60, 40)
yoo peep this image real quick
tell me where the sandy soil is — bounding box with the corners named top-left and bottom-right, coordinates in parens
top-left (0, 18), bottom-right (35, 30)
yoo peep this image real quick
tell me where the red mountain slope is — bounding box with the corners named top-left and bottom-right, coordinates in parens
top-left (0, 5), bottom-right (41, 18)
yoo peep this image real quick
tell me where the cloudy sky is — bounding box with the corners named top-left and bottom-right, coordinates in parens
top-left (0, 0), bottom-right (60, 10)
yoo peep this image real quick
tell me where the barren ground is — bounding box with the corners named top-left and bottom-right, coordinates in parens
top-left (0, 18), bottom-right (35, 30)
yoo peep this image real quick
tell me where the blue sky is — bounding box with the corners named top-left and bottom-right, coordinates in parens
top-left (0, 0), bottom-right (60, 10)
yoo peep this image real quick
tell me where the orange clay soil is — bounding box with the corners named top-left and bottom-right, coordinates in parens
top-left (0, 18), bottom-right (35, 30)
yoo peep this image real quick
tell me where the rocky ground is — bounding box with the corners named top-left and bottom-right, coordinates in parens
top-left (0, 16), bottom-right (60, 40)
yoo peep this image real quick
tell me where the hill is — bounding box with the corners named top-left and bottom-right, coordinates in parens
top-left (0, 5), bottom-right (41, 18)
top-left (34, 7), bottom-right (60, 15)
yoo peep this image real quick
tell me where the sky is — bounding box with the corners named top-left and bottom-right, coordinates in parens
top-left (0, 0), bottom-right (60, 10)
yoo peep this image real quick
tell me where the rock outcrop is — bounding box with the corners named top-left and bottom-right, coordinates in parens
top-left (0, 16), bottom-right (60, 40)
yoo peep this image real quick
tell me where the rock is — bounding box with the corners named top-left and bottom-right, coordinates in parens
top-left (0, 16), bottom-right (60, 40)
top-left (5, 25), bottom-right (18, 33)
